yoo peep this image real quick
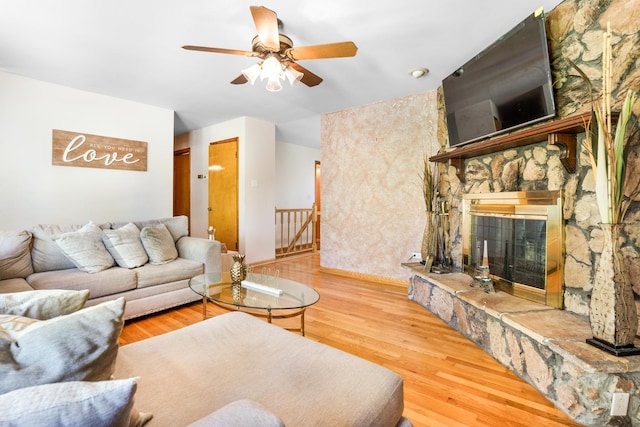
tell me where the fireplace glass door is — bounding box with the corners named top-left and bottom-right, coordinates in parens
top-left (462, 190), bottom-right (563, 308)
top-left (469, 215), bottom-right (547, 290)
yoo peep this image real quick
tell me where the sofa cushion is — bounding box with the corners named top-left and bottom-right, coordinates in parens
top-left (0, 230), bottom-right (34, 280)
top-left (0, 277), bottom-right (33, 293)
top-left (134, 258), bottom-right (203, 289)
top-left (140, 224), bottom-right (178, 265)
top-left (27, 267), bottom-right (136, 299)
top-left (0, 298), bottom-right (125, 394)
top-left (53, 222), bottom-right (115, 273)
top-left (0, 379), bottom-right (151, 427)
top-left (0, 289), bottom-right (89, 319)
top-left (102, 223), bottom-right (148, 269)
top-left (187, 399), bottom-right (285, 427)
top-left (158, 216), bottom-right (189, 241)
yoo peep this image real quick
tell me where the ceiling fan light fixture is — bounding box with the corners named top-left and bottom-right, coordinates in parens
top-left (241, 63), bottom-right (262, 85)
top-left (284, 65), bottom-right (303, 86)
top-left (184, 6), bottom-right (358, 91)
top-left (265, 76), bottom-right (283, 92)
top-left (261, 55), bottom-right (284, 79)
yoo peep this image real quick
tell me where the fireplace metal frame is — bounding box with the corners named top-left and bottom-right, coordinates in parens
top-left (461, 190), bottom-right (563, 308)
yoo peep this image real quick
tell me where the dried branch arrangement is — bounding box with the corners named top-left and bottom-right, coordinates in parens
top-left (582, 23), bottom-right (639, 224)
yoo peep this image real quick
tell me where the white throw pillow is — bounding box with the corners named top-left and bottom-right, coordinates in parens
top-left (0, 289), bottom-right (90, 319)
top-left (0, 298), bottom-right (126, 394)
top-left (0, 313), bottom-right (39, 341)
top-left (53, 222), bottom-right (115, 273)
top-left (0, 379), bottom-right (152, 427)
top-left (103, 223), bottom-right (149, 268)
top-left (140, 224), bottom-right (178, 265)
top-left (187, 399), bottom-right (285, 427)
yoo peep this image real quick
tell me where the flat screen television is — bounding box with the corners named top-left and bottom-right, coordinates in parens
top-left (442, 9), bottom-right (556, 148)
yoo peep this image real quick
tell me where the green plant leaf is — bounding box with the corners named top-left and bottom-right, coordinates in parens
top-left (614, 90), bottom-right (637, 218)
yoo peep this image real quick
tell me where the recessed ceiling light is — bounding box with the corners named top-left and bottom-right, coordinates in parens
top-left (409, 68), bottom-right (429, 79)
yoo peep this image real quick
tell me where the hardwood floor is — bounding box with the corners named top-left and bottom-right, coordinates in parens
top-left (119, 253), bottom-right (581, 427)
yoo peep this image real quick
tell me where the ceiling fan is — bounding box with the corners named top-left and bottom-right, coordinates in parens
top-left (182, 5), bottom-right (358, 91)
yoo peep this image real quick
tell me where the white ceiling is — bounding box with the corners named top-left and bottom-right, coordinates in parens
top-left (0, 0), bottom-right (563, 148)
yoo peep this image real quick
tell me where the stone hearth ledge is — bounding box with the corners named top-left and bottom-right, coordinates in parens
top-left (403, 264), bottom-right (640, 425)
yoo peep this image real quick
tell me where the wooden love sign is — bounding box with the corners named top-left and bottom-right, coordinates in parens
top-left (52, 129), bottom-right (148, 171)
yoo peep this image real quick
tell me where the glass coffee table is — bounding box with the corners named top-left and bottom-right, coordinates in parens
top-left (189, 272), bottom-right (320, 336)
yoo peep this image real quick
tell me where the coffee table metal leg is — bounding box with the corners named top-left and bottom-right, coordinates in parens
top-left (301, 309), bottom-right (305, 336)
top-left (267, 308), bottom-right (272, 323)
top-left (202, 296), bottom-right (207, 320)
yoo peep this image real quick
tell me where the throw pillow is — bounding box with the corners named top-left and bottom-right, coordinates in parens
top-left (0, 230), bottom-right (34, 279)
top-left (0, 297), bottom-right (126, 394)
top-left (53, 222), bottom-right (115, 273)
top-left (0, 379), bottom-right (152, 427)
top-left (140, 224), bottom-right (178, 265)
top-left (0, 314), bottom-right (39, 341)
top-left (0, 289), bottom-right (90, 319)
top-left (102, 223), bottom-right (149, 268)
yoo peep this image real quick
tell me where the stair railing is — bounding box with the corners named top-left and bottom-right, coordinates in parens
top-left (275, 203), bottom-right (319, 258)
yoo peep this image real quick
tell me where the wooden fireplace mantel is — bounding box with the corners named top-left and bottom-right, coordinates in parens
top-left (429, 112), bottom-right (592, 181)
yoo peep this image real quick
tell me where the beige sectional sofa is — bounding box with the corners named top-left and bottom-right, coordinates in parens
top-left (0, 216), bottom-right (221, 319)
top-left (0, 216), bottom-right (412, 425)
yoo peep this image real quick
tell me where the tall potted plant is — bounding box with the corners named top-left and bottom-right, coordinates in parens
top-left (582, 24), bottom-right (640, 355)
top-left (420, 157), bottom-right (437, 271)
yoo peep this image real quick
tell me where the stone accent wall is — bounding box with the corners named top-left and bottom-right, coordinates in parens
top-left (321, 92), bottom-right (440, 281)
top-left (436, 0), bottom-right (640, 316)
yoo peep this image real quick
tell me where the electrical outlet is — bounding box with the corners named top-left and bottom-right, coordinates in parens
top-left (611, 392), bottom-right (629, 416)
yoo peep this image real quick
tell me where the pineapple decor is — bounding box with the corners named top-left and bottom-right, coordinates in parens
top-left (230, 253), bottom-right (247, 284)
top-left (231, 283), bottom-right (242, 302)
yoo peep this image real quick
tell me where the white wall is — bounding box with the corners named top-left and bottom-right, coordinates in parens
top-left (275, 141), bottom-right (320, 209)
top-left (244, 120), bottom-right (277, 263)
top-left (0, 71), bottom-right (174, 231)
top-left (176, 117), bottom-right (276, 264)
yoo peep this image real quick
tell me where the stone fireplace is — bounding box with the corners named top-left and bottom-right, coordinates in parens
top-left (461, 190), bottom-right (563, 308)
top-left (402, 1), bottom-right (640, 425)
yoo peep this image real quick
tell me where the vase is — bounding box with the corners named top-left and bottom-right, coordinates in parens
top-left (230, 253), bottom-right (247, 284)
top-left (421, 212), bottom-right (437, 271)
top-left (588, 223), bottom-right (638, 352)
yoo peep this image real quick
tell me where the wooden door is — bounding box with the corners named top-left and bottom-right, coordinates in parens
top-left (208, 138), bottom-right (239, 251)
top-left (173, 148), bottom-right (190, 231)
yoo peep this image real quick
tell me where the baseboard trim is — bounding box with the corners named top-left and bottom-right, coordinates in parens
top-left (249, 252), bottom-right (320, 267)
top-left (319, 266), bottom-right (408, 287)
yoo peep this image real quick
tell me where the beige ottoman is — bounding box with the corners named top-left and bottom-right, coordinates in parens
top-left (115, 311), bottom-right (409, 426)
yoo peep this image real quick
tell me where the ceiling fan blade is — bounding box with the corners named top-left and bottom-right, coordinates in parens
top-left (182, 45), bottom-right (259, 57)
top-left (230, 74), bottom-right (248, 85)
top-left (288, 62), bottom-right (323, 87)
top-left (286, 42), bottom-right (358, 61)
top-left (250, 6), bottom-right (280, 51)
